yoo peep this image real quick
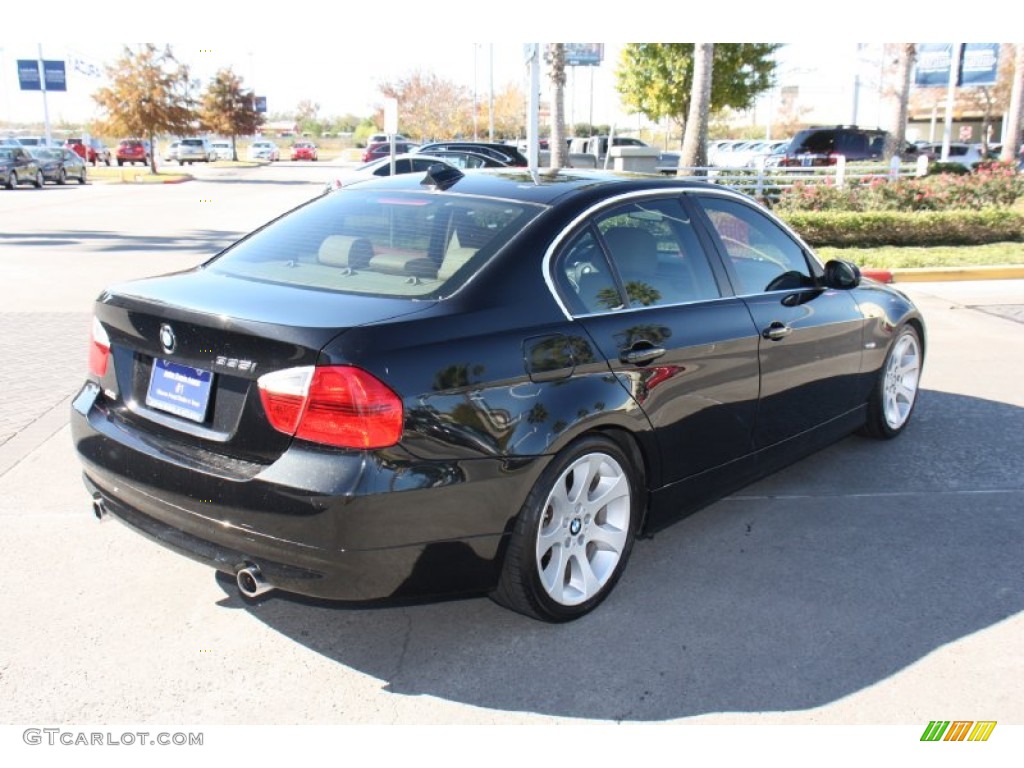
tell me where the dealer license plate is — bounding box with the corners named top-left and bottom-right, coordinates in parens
top-left (145, 359), bottom-right (214, 423)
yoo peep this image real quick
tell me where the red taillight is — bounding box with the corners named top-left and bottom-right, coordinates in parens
top-left (258, 366), bottom-right (403, 449)
top-left (89, 317), bottom-right (110, 377)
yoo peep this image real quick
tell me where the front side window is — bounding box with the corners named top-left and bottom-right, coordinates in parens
top-left (594, 198), bottom-right (721, 309)
top-left (698, 196), bottom-right (816, 294)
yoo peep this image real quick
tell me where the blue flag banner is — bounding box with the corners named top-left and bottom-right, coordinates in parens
top-left (960, 43), bottom-right (999, 87)
top-left (43, 60), bottom-right (67, 91)
top-left (914, 44), bottom-right (954, 87)
top-left (915, 43), bottom-right (1000, 87)
top-left (16, 59), bottom-right (67, 91)
top-left (17, 60), bottom-right (41, 90)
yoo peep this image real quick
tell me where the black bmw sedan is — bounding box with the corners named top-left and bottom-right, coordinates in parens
top-left (72, 168), bottom-right (925, 622)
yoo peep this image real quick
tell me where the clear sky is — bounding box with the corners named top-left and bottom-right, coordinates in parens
top-left (0, 6), bottom-right (980, 130)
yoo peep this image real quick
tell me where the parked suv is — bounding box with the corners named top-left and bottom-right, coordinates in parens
top-left (177, 137), bottom-right (213, 164)
top-left (417, 141), bottom-right (528, 166)
top-left (116, 139), bottom-right (152, 166)
top-left (776, 126), bottom-right (892, 167)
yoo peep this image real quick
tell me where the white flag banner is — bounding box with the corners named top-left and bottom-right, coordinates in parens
top-left (70, 56), bottom-right (103, 78)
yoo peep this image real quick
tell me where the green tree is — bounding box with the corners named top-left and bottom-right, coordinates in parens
top-left (92, 44), bottom-right (195, 174)
top-left (616, 43), bottom-right (780, 146)
top-left (200, 68), bottom-right (262, 161)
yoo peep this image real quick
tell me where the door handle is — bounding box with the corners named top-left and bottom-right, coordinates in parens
top-left (620, 346), bottom-right (666, 365)
top-left (762, 322), bottom-right (792, 341)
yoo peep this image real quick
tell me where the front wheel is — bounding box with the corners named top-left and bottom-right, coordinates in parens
top-left (57, 168), bottom-right (66, 185)
top-left (863, 324), bottom-right (922, 439)
top-left (33, 170), bottom-right (44, 188)
top-left (493, 435), bottom-right (639, 622)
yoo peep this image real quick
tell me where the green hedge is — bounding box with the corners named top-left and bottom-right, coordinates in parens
top-left (778, 210), bottom-right (1024, 247)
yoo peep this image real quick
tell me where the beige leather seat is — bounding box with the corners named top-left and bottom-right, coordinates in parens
top-left (317, 235), bottom-right (374, 269)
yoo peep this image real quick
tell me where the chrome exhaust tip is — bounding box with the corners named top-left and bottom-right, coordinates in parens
top-left (236, 564), bottom-right (274, 599)
top-left (92, 496), bottom-right (109, 521)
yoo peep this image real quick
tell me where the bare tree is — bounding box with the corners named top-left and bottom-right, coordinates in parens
top-left (883, 44), bottom-right (916, 160)
top-left (679, 43), bottom-right (714, 175)
top-left (547, 44), bottom-right (568, 168)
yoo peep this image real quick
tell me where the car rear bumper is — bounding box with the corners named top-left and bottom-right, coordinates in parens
top-left (71, 382), bottom-right (542, 602)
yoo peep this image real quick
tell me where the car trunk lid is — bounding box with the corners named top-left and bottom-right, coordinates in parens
top-left (92, 268), bottom-right (434, 464)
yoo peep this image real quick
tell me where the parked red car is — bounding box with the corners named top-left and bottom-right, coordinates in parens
top-left (290, 141), bottom-right (318, 161)
top-left (362, 141), bottom-right (416, 163)
top-left (116, 139), bottom-right (152, 166)
top-left (66, 138), bottom-right (112, 166)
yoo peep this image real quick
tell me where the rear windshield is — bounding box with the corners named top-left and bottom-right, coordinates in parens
top-left (207, 188), bottom-right (544, 299)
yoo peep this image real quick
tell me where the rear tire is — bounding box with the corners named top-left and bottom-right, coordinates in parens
top-left (862, 324), bottom-right (922, 439)
top-left (493, 434), bottom-right (639, 622)
top-left (57, 168), bottom-right (66, 185)
top-left (5, 171), bottom-right (15, 190)
top-left (33, 170), bottom-right (43, 188)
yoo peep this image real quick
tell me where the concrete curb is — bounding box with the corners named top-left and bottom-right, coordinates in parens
top-left (862, 265), bottom-right (1024, 283)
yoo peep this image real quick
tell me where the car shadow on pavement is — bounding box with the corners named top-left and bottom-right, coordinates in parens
top-left (0, 229), bottom-right (244, 253)
top-left (220, 389), bottom-right (1024, 721)
top-left (193, 177), bottom-right (324, 187)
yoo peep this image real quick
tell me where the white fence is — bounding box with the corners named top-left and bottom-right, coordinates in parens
top-left (659, 155), bottom-right (931, 201)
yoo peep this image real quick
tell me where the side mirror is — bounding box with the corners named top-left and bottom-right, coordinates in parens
top-left (823, 259), bottom-right (861, 289)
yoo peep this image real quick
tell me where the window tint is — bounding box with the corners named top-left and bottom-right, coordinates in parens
top-left (699, 196), bottom-right (815, 294)
top-left (837, 131), bottom-right (868, 155)
top-left (593, 198), bottom-right (721, 309)
top-left (209, 190), bottom-right (543, 299)
top-left (555, 229), bottom-right (621, 314)
top-left (792, 130), bottom-right (834, 154)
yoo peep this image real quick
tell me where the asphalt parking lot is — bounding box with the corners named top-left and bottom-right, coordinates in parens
top-left (0, 163), bottom-right (1021, 742)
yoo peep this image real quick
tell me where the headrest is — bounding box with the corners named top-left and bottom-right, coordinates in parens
top-left (318, 235), bottom-right (373, 269)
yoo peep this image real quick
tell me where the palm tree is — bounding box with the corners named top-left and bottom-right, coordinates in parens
top-left (548, 44), bottom-right (568, 168)
top-left (1001, 45), bottom-right (1024, 165)
top-left (679, 43), bottom-right (713, 175)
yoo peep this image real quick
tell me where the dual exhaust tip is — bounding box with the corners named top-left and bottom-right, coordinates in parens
top-left (92, 494), bottom-right (274, 600)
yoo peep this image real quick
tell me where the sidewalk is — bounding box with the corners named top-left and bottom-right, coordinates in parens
top-left (862, 265), bottom-right (1024, 283)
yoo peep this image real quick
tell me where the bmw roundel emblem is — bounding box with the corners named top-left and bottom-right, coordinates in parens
top-left (159, 323), bottom-right (176, 354)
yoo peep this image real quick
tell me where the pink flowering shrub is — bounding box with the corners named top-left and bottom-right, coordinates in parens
top-left (775, 162), bottom-right (1024, 212)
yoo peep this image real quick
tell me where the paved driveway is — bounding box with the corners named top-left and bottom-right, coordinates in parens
top-left (0, 167), bottom-right (1020, 763)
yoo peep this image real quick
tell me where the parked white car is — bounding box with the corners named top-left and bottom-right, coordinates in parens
top-left (210, 140), bottom-right (233, 161)
top-left (247, 140), bottom-right (280, 162)
top-left (918, 142), bottom-right (996, 169)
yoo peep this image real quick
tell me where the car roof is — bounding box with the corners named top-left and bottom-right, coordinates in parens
top-left (334, 167), bottom-right (725, 206)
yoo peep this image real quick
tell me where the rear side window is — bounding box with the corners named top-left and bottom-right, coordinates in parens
top-left (555, 197), bottom-right (721, 314)
top-left (209, 190), bottom-right (544, 299)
